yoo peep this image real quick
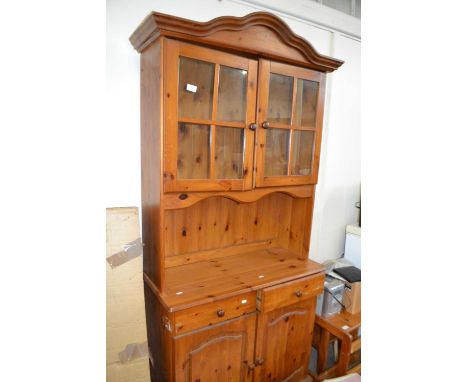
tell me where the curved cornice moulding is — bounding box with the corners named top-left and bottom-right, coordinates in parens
top-left (130, 11), bottom-right (344, 72)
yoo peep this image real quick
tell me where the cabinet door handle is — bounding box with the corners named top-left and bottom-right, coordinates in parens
top-left (295, 290), bottom-right (303, 297)
top-left (262, 121), bottom-right (270, 129)
top-left (249, 123), bottom-right (257, 130)
top-left (216, 309), bottom-right (225, 317)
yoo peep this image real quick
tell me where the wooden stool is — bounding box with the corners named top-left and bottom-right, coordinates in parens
top-left (310, 311), bottom-right (361, 381)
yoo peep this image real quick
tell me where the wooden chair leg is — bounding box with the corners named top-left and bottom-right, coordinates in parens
top-left (348, 363), bottom-right (361, 375)
top-left (317, 327), bottom-right (330, 374)
top-left (350, 328), bottom-right (360, 339)
top-left (336, 333), bottom-right (353, 376)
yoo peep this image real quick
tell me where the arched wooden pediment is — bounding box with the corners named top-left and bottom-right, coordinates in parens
top-left (130, 11), bottom-right (343, 72)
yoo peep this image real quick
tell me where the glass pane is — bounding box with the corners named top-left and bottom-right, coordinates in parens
top-left (293, 79), bottom-right (319, 127)
top-left (217, 66), bottom-right (247, 122)
top-left (267, 73), bottom-right (293, 124)
top-left (178, 57), bottom-right (214, 120)
top-left (177, 123), bottom-right (210, 179)
top-left (265, 128), bottom-right (290, 176)
top-left (215, 126), bottom-right (244, 179)
top-left (291, 130), bottom-right (315, 176)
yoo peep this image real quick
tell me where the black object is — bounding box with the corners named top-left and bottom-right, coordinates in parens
top-left (333, 266), bottom-right (361, 283)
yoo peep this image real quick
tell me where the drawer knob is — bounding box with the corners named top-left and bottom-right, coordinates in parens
top-left (295, 290), bottom-right (303, 298)
top-left (217, 309), bottom-right (225, 317)
top-left (262, 121), bottom-right (270, 129)
top-left (249, 123), bottom-right (257, 131)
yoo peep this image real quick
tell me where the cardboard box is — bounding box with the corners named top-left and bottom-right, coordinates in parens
top-left (106, 207), bottom-right (150, 382)
top-left (343, 281), bottom-right (361, 314)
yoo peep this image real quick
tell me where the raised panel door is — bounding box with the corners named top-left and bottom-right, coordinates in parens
top-left (255, 60), bottom-right (326, 187)
top-left (254, 299), bottom-right (317, 382)
top-left (174, 313), bottom-right (257, 382)
top-left (164, 39), bottom-right (258, 192)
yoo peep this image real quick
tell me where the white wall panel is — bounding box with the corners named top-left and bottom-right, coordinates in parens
top-left (311, 33), bottom-right (361, 263)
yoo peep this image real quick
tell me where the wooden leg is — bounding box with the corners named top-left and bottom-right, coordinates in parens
top-left (348, 363), bottom-right (361, 375)
top-left (317, 327), bottom-right (330, 374)
top-left (337, 333), bottom-right (353, 376)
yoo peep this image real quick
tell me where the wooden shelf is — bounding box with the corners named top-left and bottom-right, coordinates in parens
top-left (146, 247), bottom-right (323, 311)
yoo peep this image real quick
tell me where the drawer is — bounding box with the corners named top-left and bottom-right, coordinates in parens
top-left (173, 291), bottom-right (257, 335)
top-left (257, 274), bottom-right (325, 313)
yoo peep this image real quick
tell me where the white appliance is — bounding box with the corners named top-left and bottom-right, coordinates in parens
top-left (344, 225), bottom-right (361, 269)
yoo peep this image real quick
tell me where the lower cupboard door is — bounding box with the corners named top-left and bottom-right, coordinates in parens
top-left (173, 313), bottom-right (257, 382)
top-left (254, 299), bottom-right (317, 382)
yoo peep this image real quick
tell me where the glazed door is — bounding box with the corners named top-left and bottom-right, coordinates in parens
top-left (164, 39), bottom-right (258, 192)
top-left (255, 60), bottom-right (326, 187)
top-left (254, 299), bottom-right (317, 382)
top-left (173, 313), bottom-right (257, 382)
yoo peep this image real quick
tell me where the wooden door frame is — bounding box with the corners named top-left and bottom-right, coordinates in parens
top-left (163, 38), bottom-right (258, 192)
top-left (254, 59), bottom-right (327, 188)
top-left (173, 313), bottom-right (257, 381)
top-left (254, 299), bottom-right (317, 381)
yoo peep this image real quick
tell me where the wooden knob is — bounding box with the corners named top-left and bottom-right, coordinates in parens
top-left (249, 123), bottom-right (257, 131)
top-left (295, 290), bottom-right (303, 298)
top-left (262, 121), bottom-right (270, 129)
top-left (217, 309), bottom-right (225, 317)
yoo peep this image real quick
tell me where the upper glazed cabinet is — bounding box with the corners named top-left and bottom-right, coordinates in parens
top-left (162, 40), bottom-right (326, 192)
top-left (255, 60), bottom-right (325, 187)
top-left (164, 40), bottom-right (258, 192)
